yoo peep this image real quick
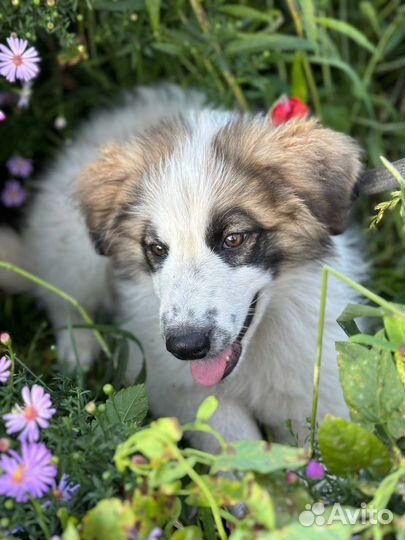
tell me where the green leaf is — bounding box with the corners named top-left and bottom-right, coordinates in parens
top-left (171, 527), bottom-right (203, 540)
top-left (384, 315), bottom-right (405, 345)
top-left (152, 42), bottom-right (184, 57)
top-left (226, 34), bottom-right (314, 55)
top-left (300, 0), bottom-right (318, 46)
top-left (348, 334), bottom-right (398, 351)
top-left (196, 396), bottom-right (218, 422)
top-left (146, 0), bottom-right (160, 33)
top-left (266, 522), bottom-right (353, 540)
top-left (337, 303), bottom-right (386, 337)
top-left (318, 416), bottom-right (391, 477)
top-left (92, 0), bottom-right (144, 11)
top-left (370, 467), bottom-right (405, 510)
top-left (291, 52), bottom-right (307, 102)
top-left (211, 440), bottom-right (308, 474)
top-left (307, 56), bottom-right (372, 113)
top-left (219, 5), bottom-right (278, 23)
top-left (102, 385), bottom-right (148, 427)
top-left (82, 499), bottom-right (134, 540)
top-left (337, 341), bottom-right (405, 432)
top-left (316, 17), bottom-right (376, 53)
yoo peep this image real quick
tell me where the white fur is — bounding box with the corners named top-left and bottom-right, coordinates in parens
top-left (0, 86), bottom-right (365, 450)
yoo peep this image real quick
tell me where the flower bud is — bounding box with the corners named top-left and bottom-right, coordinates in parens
top-left (85, 401), bottom-right (96, 415)
top-left (103, 384), bottom-right (114, 396)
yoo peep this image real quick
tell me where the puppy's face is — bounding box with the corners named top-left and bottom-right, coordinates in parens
top-left (77, 113), bottom-right (361, 387)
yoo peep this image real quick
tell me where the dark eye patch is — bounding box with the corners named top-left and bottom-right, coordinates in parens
top-left (206, 208), bottom-right (285, 275)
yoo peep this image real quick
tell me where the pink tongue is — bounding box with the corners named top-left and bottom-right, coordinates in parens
top-left (190, 347), bottom-right (231, 387)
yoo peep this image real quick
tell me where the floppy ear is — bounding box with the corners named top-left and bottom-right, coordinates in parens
top-left (255, 119), bottom-right (363, 235)
top-left (75, 144), bottom-right (143, 255)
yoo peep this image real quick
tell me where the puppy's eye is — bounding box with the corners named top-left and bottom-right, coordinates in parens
top-left (222, 233), bottom-right (247, 249)
top-left (150, 242), bottom-right (168, 258)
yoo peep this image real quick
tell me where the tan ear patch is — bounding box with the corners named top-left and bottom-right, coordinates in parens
top-left (75, 117), bottom-right (189, 255)
top-left (213, 117), bottom-right (363, 235)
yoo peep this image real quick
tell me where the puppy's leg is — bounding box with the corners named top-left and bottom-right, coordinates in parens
top-left (149, 385), bottom-right (261, 453)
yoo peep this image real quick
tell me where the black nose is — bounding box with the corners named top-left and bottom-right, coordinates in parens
top-left (166, 329), bottom-right (210, 360)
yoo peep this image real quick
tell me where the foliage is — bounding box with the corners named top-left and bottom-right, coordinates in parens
top-left (1, 1), bottom-right (405, 540)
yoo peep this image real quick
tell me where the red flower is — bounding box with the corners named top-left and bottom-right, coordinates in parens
top-left (270, 96), bottom-right (310, 126)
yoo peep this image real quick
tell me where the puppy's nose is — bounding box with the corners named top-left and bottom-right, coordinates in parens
top-left (166, 329), bottom-right (210, 360)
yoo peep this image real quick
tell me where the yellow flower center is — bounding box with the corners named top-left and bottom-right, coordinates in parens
top-left (11, 464), bottom-right (25, 484)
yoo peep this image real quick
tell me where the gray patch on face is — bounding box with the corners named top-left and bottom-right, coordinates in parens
top-left (172, 305), bottom-right (179, 317)
top-left (231, 313), bottom-right (236, 324)
top-left (211, 328), bottom-right (233, 352)
top-left (187, 309), bottom-right (195, 319)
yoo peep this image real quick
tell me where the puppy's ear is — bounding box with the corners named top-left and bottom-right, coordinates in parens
top-left (256, 119), bottom-right (363, 235)
top-left (75, 144), bottom-right (142, 255)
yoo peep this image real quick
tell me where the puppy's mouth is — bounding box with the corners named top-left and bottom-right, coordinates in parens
top-left (190, 294), bottom-right (259, 387)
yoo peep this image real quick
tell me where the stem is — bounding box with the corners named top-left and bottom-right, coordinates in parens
top-left (0, 262), bottom-right (111, 359)
top-left (286, 0), bottom-right (321, 117)
top-left (30, 497), bottom-right (51, 540)
top-left (189, 0), bottom-right (248, 111)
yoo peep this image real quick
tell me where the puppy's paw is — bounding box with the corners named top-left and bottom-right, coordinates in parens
top-left (56, 329), bottom-right (99, 371)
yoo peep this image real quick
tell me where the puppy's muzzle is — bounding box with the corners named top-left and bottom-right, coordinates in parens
top-left (165, 328), bottom-right (211, 360)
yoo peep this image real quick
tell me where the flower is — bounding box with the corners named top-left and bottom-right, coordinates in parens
top-left (270, 96), bottom-right (310, 126)
top-left (0, 356), bottom-right (11, 383)
top-left (1, 180), bottom-right (27, 208)
top-left (3, 384), bottom-right (56, 442)
top-left (0, 36), bottom-right (40, 83)
top-left (54, 115), bottom-right (67, 130)
top-left (0, 109), bottom-right (6, 122)
top-left (0, 332), bottom-right (10, 344)
top-left (285, 471), bottom-right (298, 484)
top-left (0, 438), bottom-right (10, 452)
top-left (306, 460), bottom-right (326, 480)
top-left (0, 442), bottom-right (57, 502)
top-left (51, 473), bottom-right (79, 503)
top-left (17, 81), bottom-right (32, 109)
top-left (6, 156), bottom-right (33, 178)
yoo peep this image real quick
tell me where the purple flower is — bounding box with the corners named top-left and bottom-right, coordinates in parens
top-left (3, 384), bottom-right (56, 442)
top-left (0, 36), bottom-right (40, 83)
top-left (0, 442), bottom-right (57, 502)
top-left (0, 356), bottom-right (11, 383)
top-left (45, 474), bottom-right (79, 505)
top-left (306, 460), bottom-right (326, 480)
top-left (0, 109), bottom-right (6, 122)
top-left (1, 180), bottom-right (27, 208)
top-left (6, 156), bottom-right (33, 178)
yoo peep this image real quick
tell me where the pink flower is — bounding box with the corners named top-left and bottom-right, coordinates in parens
top-left (0, 109), bottom-right (6, 122)
top-left (0, 332), bottom-right (10, 344)
top-left (270, 96), bottom-right (310, 126)
top-left (0, 356), bottom-right (11, 383)
top-left (1, 180), bottom-right (27, 208)
top-left (6, 156), bottom-right (33, 178)
top-left (306, 460), bottom-right (325, 480)
top-left (46, 474), bottom-right (79, 505)
top-left (3, 385), bottom-right (56, 442)
top-left (0, 442), bottom-right (57, 502)
top-left (0, 36), bottom-right (40, 83)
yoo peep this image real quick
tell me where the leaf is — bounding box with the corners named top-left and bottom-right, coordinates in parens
top-left (226, 34), bottom-right (314, 55)
top-left (171, 527), bottom-right (203, 540)
top-left (146, 0), bottom-right (160, 33)
top-left (291, 52), bottom-right (307, 102)
top-left (318, 416), bottom-right (391, 477)
top-left (152, 43), bottom-right (184, 57)
top-left (384, 315), bottom-right (405, 346)
top-left (307, 56), bottom-right (372, 113)
top-left (92, 0), bottom-right (144, 10)
top-left (82, 499), bottom-right (134, 540)
top-left (337, 341), bottom-right (405, 433)
top-left (337, 303), bottom-right (386, 337)
top-left (300, 0), bottom-right (318, 46)
top-left (266, 522), bottom-right (353, 540)
top-left (211, 440), bottom-right (308, 474)
top-left (370, 467), bottom-right (405, 510)
top-left (316, 17), bottom-right (376, 53)
top-left (219, 5), bottom-right (278, 23)
top-left (196, 396), bottom-right (218, 422)
top-left (103, 385), bottom-right (148, 427)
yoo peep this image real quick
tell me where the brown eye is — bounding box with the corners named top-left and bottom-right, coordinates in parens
top-left (150, 242), bottom-right (168, 258)
top-left (223, 233), bottom-right (246, 249)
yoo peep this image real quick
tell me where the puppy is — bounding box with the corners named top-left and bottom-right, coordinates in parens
top-left (1, 85), bottom-right (366, 450)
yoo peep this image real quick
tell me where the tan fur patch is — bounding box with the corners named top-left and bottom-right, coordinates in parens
top-left (75, 117), bottom-right (189, 255)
